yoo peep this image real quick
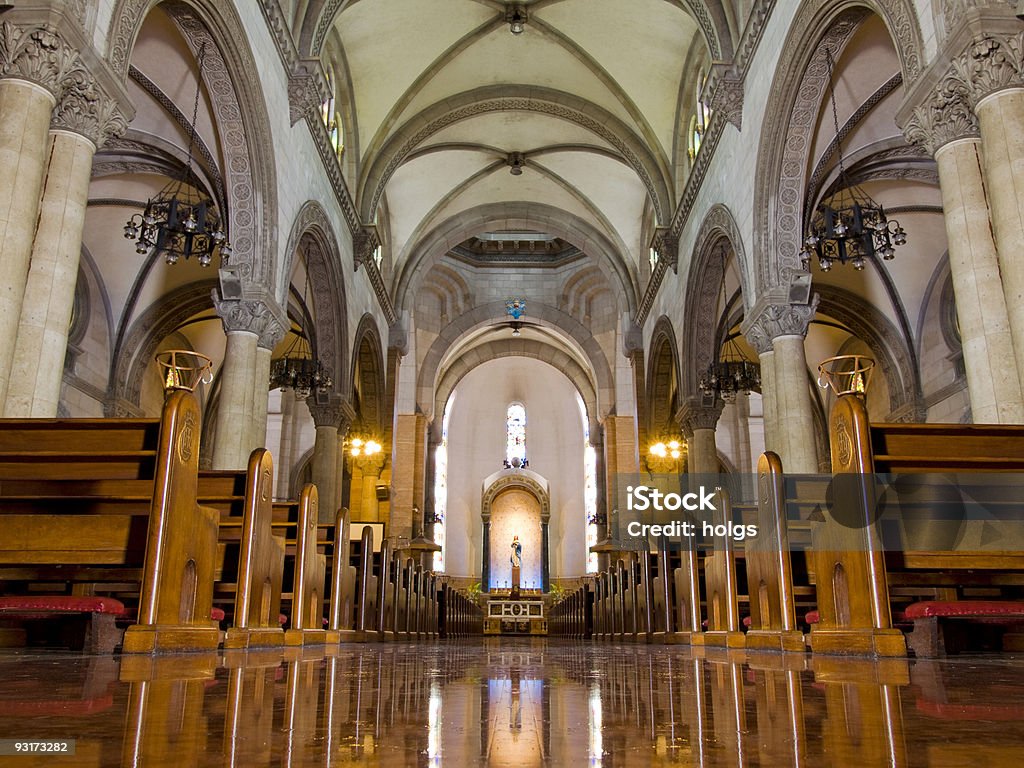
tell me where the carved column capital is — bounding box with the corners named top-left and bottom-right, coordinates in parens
top-left (212, 292), bottom-right (288, 349)
top-left (0, 22), bottom-right (87, 100)
top-left (675, 396), bottom-right (723, 437)
top-left (307, 394), bottom-right (351, 430)
top-left (650, 227), bottom-right (679, 273)
top-left (742, 293), bottom-right (820, 353)
top-left (52, 81), bottom-right (129, 149)
top-left (952, 32), bottom-right (1024, 107)
top-left (902, 76), bottom-right (980, 155)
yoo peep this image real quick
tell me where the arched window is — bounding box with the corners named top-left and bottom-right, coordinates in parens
top-left (687, 69), bottom-right (713, 163)
top-left (506, 403), bottom-right (526, 465)
top-left (321, 69), bottom-right (344, 162)
top-left (432, 393), bottom-right (455, 572)
top-left (578, 393), bottom-right (598, 573)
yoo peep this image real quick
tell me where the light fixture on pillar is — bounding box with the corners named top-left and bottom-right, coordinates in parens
top-left (800, 48), bottom-right (906, 273)
top-left (506, 4), bottom-right (527, 34)
top-left (699, 336), bottom-right (761, 403)
top-left (123, 43), bottom-right (231, 267)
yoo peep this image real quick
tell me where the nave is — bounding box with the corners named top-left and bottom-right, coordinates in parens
top-left (2, 640), bottom-right (1024, 767)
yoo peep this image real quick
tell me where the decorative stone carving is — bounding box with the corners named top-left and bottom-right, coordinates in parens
top-left (742, 294), bottom-right (820, 353)
top-left (954, 33), bottom-right (1024, 106)
top-left (388, 321), bottom-right (408, 357)
top-left (288, 60), bottom-right (329, 126)
top-left (0, 22), bottom-right (88, 98)
top-left (352, 226), bottom-right (381, 272)
top-left (52, 82), bottom-right (129, 149)
top-left (307, 397), bottom-right (351, 430)
top-left (650, 228), bottom-right (679, 273)
top-left (941, 1), bottom-right (1018, 36)
top-left (212, 294), bottom-right (288, 349)
top-left (706, 63), bottom-right (744, 130)
top-left (676, 396), bottom-right (724, 436)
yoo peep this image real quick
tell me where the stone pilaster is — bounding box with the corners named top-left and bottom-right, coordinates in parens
top-left (742, 296), bottom-right (819, 473)
top-left (390, 413), bottom-right (427, 542)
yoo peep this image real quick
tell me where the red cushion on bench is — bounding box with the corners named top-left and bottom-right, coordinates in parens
top-left (279, 613), bottom-right (287, 625)
top-left (742, 615), bottom-right (751, 628)
top-left (805, 610), bottom-right (819, 624)
top-left (210, 607), bottom-right (226, 621)
top-left (917, 698), bottom-right (1024, 721)
top-left (905, 600), bottom-right (1024, 619)
top-left (0, 596), bottom-right (126, 616)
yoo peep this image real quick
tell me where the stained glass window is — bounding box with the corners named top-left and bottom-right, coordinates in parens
top-left (506, 403), bottom-right (526, 465)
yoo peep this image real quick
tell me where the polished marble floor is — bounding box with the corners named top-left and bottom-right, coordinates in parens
top-left (1, 640), bottom-right (1023, 766)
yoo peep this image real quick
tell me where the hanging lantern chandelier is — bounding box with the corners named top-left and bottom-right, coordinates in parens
top-left (800, 48), bottom-right (906, 272)
top-left (268, 332), bottom-right (332, 399)
top-left (123, 42), bottom-right (231, 267)
top-left (699, 337), bottom-right (761, 403)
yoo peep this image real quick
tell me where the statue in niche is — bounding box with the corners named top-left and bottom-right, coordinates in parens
top-left (510, 535), bottom-right (522, 567)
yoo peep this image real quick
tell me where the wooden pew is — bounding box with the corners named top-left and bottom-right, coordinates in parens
top-left (0, 390), bottom-right (221, 653)
top-left (284, 485), bottom-right (327, 646)
top-left (221, 449), bottom-right (286, 649)
top-left (744, 451), bottom-right (805, 652)
top-left (806, 393), bottom-right (906, 656)
top-left (702, 487), bottom-right (744, 648)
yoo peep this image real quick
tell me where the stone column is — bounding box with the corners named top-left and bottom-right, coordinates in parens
top-left (307, 397), bottom-right (349, 523)
top-left (540, 521), bottom-right (550, 592)
top-left (0, 24), bottom-right (86, 407)
top-left (481, 521), bottom-right (491, 592)
top-left (276, 392), bottom-right (298, 497)
top-left (212, 295), bottom-right (287, 469)
top-left (744, 298), bottom-right (819, 474)
top-left (952, 34), bottom-right (1024, 398)
top-left (5, 88), bottom-right (127, 416)
top-left (903, 77), bottom-right (1024, 423)
top-left (677, 397), bottom-right (723, 478)
top-left (602, 415), bottom-right (639, 538)
top-left (355, 452), bottom-right (386, 522)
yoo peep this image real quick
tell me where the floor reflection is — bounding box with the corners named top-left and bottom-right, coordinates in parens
top-left (1, 641), bottom-right (1024, 766)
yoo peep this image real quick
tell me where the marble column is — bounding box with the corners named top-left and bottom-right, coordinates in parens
top-left (481, 521), bottom-right (491, 592)
top-left (677, 397), bottom-right (723, 478)
top-left (212, 295), bottom-right (287, 469)
top-left (276, 392), bottom-right (298, 497)
top-left (541, 521), bottom-right (550, 592)
top-left (0, 78), bottom-right (56, 408)
top-left (355, 453), bottom-right (386, 522)
top-left (4, 80), bottom-right (127, 417)
top-left (903, 82), bottom-right (1024, 423)
top-left (744, 298), bottom-right (819, 474)
top-left (307, 397), bottom-right (349, 523)
top-left (976, 87), bottom-right (1024, 395)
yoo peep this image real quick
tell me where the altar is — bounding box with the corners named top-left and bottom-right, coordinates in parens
top-left (483, 594), bottom-right (547, 635)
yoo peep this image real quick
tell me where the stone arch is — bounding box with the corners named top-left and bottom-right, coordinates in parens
top-left (350, 314), bottom-right (385, 434)
top-left (397, 202), bottom-right (639, 316)
top-left (434, 340), bottom-right (600, 440)
top-left (114, 279), bottom-right (219, 410)
top-left (681, 204), bottom-right (749, 399)
top-left (647, 316), bottom-right (681, 437)
top-left (752, 0), bottom-right (925, 293)
top-left (417, 301), bottom-right (614, 422)
top-left (281, 201), bottom-right (349, 399)
top-left (815, 284), bottom-right (923, 420)
top-left (357, 85), bottom-right (673, 225)
top-left (481, 472), bottom-right (551, 523)
top-left (107, 0), bottom-right (279, 285)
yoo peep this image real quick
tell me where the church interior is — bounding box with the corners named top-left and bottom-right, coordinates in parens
top-left (2, 0), bottom-right (1024, 764)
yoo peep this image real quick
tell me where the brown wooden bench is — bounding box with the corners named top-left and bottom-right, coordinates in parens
top-left (0, 391), bottom-right (220, 653)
